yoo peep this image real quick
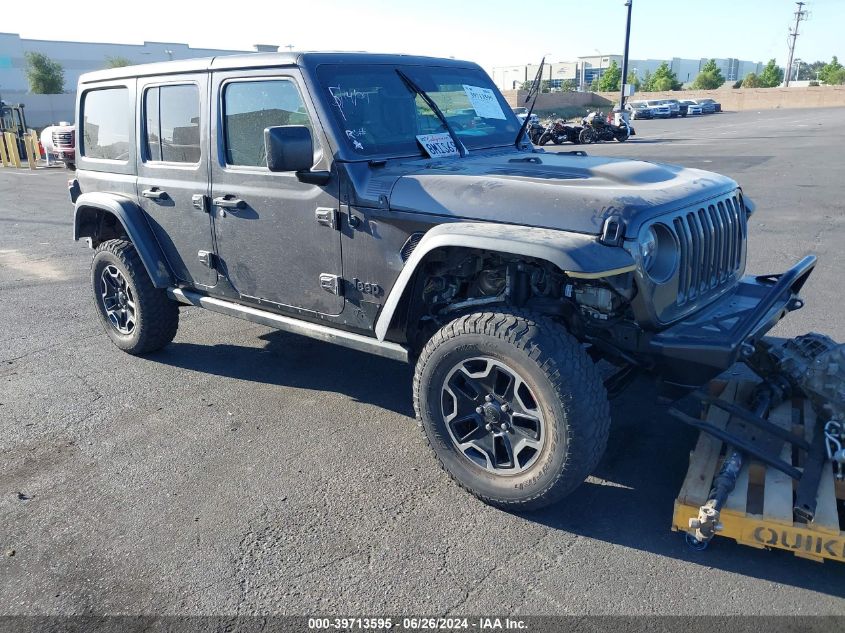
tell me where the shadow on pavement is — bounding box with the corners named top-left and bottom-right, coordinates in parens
top-left (150, 329), bottom-right (415, 417)
top-left (151, 331), bottom-right (844, 597)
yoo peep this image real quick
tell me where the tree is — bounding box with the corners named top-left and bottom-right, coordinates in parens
top-left (741, 72), bottom-right (761, 88)
top-left (590, 76), bottom-right (601, 92)
top-left (626, 71), bottom-right (641, 91)
top-left (647, 62), bottom-right (682, 91)
top-left (798, 60), bottom-right (827, 81)
top-left (596, 60), bottom-right (622, 92)
top-left (691, 58), bottom-right (725, 90)
top-left (758, 59), bottom-right (784, 87)
top-left (105, 56), bottom-right (133, 68)
top-left (640, 70), bottom-right (653, 92)
top-left (24, 52), bottom-right (64, 94)
top-left (559, 79), bottom-right (577, 92)
top-left (819, 56), bottom-right (845, 85)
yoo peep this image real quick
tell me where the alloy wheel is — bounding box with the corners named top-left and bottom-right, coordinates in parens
top-left (99, 264), bottom-right (136, 334)
top-left (441, 357), bottom-right (546, 475)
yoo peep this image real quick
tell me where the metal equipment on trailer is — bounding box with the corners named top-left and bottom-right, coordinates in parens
top-left (671, 337), bottom-right (845, 562)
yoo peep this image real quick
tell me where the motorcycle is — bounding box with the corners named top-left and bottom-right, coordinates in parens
top-left (534, 119), bottom-right (579, 146)
top-left (578, 111), bottom-right (632, 144)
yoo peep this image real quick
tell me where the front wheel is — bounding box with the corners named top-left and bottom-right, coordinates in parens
top-left (91, 239), bottom-right (179, 355)
top-left (578, 128), bottom-right (596, 144)
top-left (413, 310), bottom-right (611, 511)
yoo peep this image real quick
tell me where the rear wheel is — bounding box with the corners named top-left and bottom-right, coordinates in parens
top-left (413, 310), bottom-right (611, 510)
top-left (91, 239), bottom-right (179, 355)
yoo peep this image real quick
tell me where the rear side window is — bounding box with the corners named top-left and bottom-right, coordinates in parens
top-left (222, 79), bottom-right (312, 167)
top-left (82, 88), bottom-right (130, 160)
top-left (144, 84), bottom-right (201, 163)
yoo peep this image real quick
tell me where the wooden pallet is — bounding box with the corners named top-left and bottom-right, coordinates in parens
top-left (672, 379), bottom-right (845, 562)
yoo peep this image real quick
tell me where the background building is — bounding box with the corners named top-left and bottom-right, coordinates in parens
top-left (0, 32), bottom-right (274, 126)
top-left (492, 54), bottom-right (764, 91)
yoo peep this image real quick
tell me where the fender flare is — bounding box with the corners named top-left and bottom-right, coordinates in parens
top-left (374, 222), bottom-right (637, 341)
top-left (74, 192), bottom-right (173, 288)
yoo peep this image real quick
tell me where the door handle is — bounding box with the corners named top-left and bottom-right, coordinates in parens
top-left (213, 195), bottom-right (246, 210)
top-left (142, 187), bottom-right (168, 200)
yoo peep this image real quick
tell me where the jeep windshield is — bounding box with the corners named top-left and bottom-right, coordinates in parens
top-left (315, 64), bottom-right (521, 158)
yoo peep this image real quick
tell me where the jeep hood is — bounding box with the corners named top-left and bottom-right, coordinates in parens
top-left (368, 152), bottom-right (738, 236)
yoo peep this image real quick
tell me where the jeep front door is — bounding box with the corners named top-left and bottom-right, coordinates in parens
top-left (136, 75), bottom-right (217, 287)
top-left (209, 71), bottom-right (343, 315)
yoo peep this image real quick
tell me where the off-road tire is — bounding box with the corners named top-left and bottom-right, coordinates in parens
top-left (91, 239), bottom-right (178, 355)
top-left (413, 310), bottom-right (610, 511)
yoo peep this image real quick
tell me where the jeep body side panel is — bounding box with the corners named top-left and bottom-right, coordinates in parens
top-left (135, 73), bottom-right (218, 288)
top-left (208, 67), bottom-right (344, 316)
top-left (374, 222), bottom-right (636, 341)
top-left (73, 192), bottom-right (174, 288)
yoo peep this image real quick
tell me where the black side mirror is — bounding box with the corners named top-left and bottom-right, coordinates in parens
top-left (264, 125), bottom-right (314, 172)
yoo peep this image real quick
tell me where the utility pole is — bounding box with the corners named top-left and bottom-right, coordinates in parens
top-left (619, 0), bottom-right (633, 116)
top-left (784, 1), bottom-right (808, 87)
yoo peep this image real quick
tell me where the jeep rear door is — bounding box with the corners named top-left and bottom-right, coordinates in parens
top-left (209, 69), bottom-right (344, 315)
top-left (136, 73), bottom-right (217, 287)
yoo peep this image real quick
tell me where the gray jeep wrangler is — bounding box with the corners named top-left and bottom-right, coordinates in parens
top-left (70, 52), bottom-right (815, 510)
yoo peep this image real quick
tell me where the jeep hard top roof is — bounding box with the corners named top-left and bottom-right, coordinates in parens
top-left (78, 51), bottom-right (478, 85)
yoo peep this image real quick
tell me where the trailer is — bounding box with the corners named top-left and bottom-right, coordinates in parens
top-left (673, 374), bottom-right (845, 563)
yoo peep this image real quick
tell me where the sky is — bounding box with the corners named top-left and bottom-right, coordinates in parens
top-left (15, 0), bottom-right (844, 71)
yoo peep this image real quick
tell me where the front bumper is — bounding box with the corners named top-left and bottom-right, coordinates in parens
top-left (646, 255), bottom-right (816, 385)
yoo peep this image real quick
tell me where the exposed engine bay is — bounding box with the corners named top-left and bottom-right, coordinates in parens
top-left (416, 249), bottom-right (636, 337)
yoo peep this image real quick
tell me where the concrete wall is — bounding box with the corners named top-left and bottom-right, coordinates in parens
top-left (595, 86), bottom-right (845, 111)
top-left (502, 90), bottom-right (613, 110)
top-left (2, 91), bottom-right (76, 129)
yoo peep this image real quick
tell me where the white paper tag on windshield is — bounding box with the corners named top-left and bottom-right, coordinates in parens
top-left (462, 84), bottom-right (506, 120)
top-left (416, 133), bottom-right (459, 158)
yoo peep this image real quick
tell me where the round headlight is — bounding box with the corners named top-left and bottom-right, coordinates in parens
top-left (639, 224), bottom-right (678, 282)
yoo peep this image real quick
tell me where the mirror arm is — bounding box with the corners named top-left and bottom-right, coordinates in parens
top-left (296, 170), bottom-right (331, 185)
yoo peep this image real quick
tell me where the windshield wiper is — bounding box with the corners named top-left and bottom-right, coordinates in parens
top-left (515, 56), bottom-right (545, 148)
top-left (395, 68), bottom-right (467, 158)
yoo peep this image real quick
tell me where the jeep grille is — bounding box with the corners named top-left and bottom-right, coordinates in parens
top-left (671, 192), bottom-right (746, 306)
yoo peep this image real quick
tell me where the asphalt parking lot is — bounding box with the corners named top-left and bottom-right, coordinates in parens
top-left (1, 107), bottom-right (844, 617)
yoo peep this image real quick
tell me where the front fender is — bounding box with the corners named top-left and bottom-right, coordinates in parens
top-left (74, 192), bottom-right (173, 288)
top-left (374, 222), bottom-right (636, 341)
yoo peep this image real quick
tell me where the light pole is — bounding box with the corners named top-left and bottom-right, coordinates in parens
top-left (619, 0), bottom-right (633, 115)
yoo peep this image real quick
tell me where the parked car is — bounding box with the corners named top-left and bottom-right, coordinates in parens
top-left (696, 98), bottom-right (721, 113)
top-left (644, 100), bottom-right (671, 118)
top-left (69, 51), bottom-right (814, 511)
top-left (662, 99), bottom-right (680, 117)
top-left (662, 99), bottom-right (685, 117)
top-left (626, 101), bottom-right (653, 119)
top-left (681, 100), bottom-right (703, 115)
top-left (512, 106), bottom-right (540, 127)
top-left (694, 99), bottom-right (716, 114)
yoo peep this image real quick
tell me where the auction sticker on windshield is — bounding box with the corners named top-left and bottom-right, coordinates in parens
top-left (416, 133), bottom-right (459, 158)
top-left (463, 85), bottom-right (506, 119)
